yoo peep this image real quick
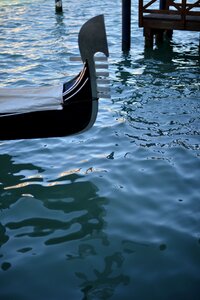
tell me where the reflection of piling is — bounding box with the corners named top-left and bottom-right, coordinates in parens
top-left (55, 0), bottom-right (63, 13)
top-left (122, 0), bottom-right (131, 52)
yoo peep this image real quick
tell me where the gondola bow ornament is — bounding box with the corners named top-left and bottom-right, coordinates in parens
top-left (0, 15), bottom-right (109, 140)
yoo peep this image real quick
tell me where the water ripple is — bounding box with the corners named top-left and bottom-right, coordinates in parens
top-left (0, 0), bottom-right (200, 299)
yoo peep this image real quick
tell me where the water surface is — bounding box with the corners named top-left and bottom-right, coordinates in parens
top-left (0, 0), bottom-right (200, 299)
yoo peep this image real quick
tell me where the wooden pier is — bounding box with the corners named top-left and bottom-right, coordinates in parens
top-left (139, 0), bottom-right (200, 47)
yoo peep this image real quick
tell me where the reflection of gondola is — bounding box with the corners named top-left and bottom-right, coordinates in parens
top-left (0, 15), bottom-right (109, 140)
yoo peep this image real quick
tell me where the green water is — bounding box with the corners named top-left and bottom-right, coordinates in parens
top-left (0, 0), bottom-right (200, 299)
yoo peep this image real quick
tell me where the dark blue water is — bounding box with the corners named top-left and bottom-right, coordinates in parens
top-left (0, 0), bottom-right (200, 299)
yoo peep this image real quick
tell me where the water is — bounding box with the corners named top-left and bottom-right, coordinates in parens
top-left (0, 0), bottom-right (200, 299)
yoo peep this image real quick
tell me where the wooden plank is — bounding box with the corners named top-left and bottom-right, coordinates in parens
top-left (143, 18), bottom-right (185, 30)
top-left (144, 13), bottom-right (181, 20)
top-left (139, 0), bottom-right (200, 47)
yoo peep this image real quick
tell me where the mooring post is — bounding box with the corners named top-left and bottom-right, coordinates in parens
top-left (55, 0), bottom-right (63, 13)
top-left (122, 0), bottom-right (131, 52)
top-left (159, 0), bottom-right (173, 40)
top-left (159, 0), bottom-right (167, 9)
top-left (156, 0), bottom-right (167, 44)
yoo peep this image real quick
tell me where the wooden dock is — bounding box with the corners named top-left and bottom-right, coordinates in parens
top-left (139, 0), bottom-right (200, 47)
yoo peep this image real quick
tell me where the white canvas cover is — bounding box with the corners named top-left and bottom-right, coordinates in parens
top-left (0, 85), bottom-right (63, 114)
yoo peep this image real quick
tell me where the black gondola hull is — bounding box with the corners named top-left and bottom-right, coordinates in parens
top-left (0, 15), bottom-right (109, 140)
top-left (0, 61), bottom-right (97, 140)
top-left (0, 102), bottom-right (93, 140)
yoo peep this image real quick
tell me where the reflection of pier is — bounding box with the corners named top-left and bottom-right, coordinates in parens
top-left (139, 0), bottom-right (200, 47)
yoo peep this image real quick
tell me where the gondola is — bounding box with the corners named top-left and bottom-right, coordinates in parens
top-left (0, 15), bottom-right (109, 140)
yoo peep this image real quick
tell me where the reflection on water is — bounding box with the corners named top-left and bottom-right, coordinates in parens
top-left (0, 154), bottom-right (108, 246)
top-left (112, 40), bottom-right (200, 153)
top-left (0, 0), bottom-right (200, 299)
top-left (6, 179), bottom-right (108, 246)
top-left (0, 154), bottom-right (131, 299)
top-left (79, 252), bottom-right (129, 300)
top-left (0, 223), bottom-right (9, 249)
top-left (0, 154), bottom-right (43, 209)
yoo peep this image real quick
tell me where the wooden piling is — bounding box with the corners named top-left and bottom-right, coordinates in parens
top-left (139, 0), bottom-right (200, 48)
top-left (159, 0), bottom-right (167, 9)
top-left (55, 0), bottom-right (63, 13)
top-left (122, 0), bottom-right (131, 52)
